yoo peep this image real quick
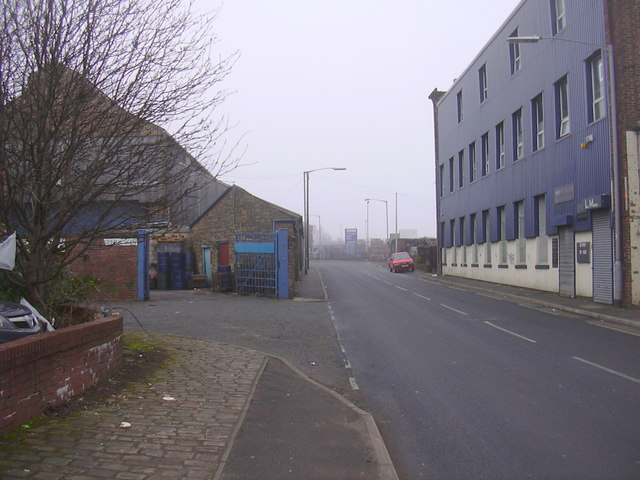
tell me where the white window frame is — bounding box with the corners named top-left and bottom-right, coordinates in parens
top-left (513, 109), bottom-right (524, 160)
top-left (557, 77), bottom-right (570, 138)
top-left (590, 54), bottom-right (605, 122)
top-left (482, 133), bottom-right (490, 176)
top-left (536, 195), bottom-right (548, 265)
top-left (496, 122), bottom-right (505, 169)
top-left (555, 0), bottom-right (566, 33)
top-left (510, 29), bottom-right (521, 75)
top-left (479, 64), bottom-right (488, 103)
top-left (533, 94), bottom-right (545, 151)
top-left (469, 142), bottom-right (476, 183)
top-left (516, 201), bottom-right (526, 264)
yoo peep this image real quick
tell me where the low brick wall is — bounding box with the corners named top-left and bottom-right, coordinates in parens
top-left (0, 315), bottom-right (123, 436)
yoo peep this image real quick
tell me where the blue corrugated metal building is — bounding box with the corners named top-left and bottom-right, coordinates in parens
top-left (430, 0), bottom-right (620, 303)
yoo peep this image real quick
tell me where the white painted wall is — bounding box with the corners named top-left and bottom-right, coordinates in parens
top-left (575, 231), bottom-right (593, 298)
top-left (442, 236), bottom-right (558, 293)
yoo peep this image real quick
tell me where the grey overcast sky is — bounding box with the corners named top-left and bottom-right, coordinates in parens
top-left (204, 0), bottom-right (522, 242)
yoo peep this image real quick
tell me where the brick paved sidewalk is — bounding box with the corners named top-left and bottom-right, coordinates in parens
top-left (0, 333), bottom-right (266, 480)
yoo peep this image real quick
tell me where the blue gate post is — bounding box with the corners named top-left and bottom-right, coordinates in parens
top-left (276, 229), bottom-right (288, 299)
top-left (137, 229), bottom-right (150, 301)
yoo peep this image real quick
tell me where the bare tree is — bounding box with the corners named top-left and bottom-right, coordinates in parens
top-left (0, 0), bottom-right (239, 307)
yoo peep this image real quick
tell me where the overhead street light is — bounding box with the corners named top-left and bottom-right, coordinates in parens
top-left (303, 167), bottom-right (346, 273)
top-left (365, 198), bottom-right (389, 242)
top-left (507, 34), bottom-right (621, 302)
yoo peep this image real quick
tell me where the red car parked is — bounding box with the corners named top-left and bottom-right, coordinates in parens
top-left (388, 252), bottom-right (415, 273)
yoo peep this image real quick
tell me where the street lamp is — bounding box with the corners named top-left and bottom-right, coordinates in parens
top-left (507, 35), bottom-right (621, 302)
top-left (303, 167), bottom-right (346, 273)
top-left (365, 198), bottom-right (389, 241)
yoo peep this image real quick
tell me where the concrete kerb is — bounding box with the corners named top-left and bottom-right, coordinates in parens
top-left (212, 347), bottom-right (399, 480)
top-left (213, 356), bottom-right (268, 480)
top-left (268, 354), bottom-right (399, 480)
top-left (420, 274), bottom-right (640, 330)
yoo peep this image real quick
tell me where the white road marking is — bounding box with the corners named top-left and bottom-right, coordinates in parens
top-left (476, 293), bottom-right (504, 301)
top-left (440, 304), bottom-right (469, 316)
top-left (484, 321), bottom-right (537, 343)
top-left (383, 281), bottom-right (392, 286)
top-left (414, 293), bottom-right (431, 301)
top-left (345, 360), bottom-right (352, 369)
top-left (396, 286), bottom-right (408, 291)
top-left (349, 377), bottom-right (360, 390)
top-left (587, 321), bottom-right (640, 337)
top-left (572, 357), bottom-right (640, 384)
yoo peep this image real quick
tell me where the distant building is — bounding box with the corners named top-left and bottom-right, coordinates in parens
top-left (429, 0), bottom-right (639, 305)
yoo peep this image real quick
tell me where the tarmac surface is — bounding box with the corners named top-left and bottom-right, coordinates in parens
top-left (0, 262), bottom-right (638, 480)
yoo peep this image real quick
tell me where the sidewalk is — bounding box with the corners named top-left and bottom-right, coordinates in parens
top-left (0, 268), bottom-right (398, 480)
top-left (420, 271), bottom-right (640, 330)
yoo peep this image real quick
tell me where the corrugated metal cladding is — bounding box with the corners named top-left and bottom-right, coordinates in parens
top-left (435, 0), bottom-right (611, 247)
top-left (592, 210), bottom-right (613, 304)
top-left (558, 227), bottom-right (575, 297)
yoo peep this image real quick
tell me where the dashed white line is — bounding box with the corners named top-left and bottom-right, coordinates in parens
top-left (440, 304), bottom-right (469, 316)
top-left (395, 286), bottom-right (408, 291)
top-left (484, 321), bottom-right (537, 343)
top-left (572, 357), bottom-right (640, 384)
top-left (414, 293), bottom-right (431, 301)
top-left (383, 281), bottom-right (392, 286)
top-left (349, 377), bottom-right (360, 390)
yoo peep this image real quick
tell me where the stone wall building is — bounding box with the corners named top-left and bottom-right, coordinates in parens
top-left (189, 185), bottom-right (303, 297)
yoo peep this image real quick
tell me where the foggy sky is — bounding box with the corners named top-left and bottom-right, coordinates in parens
top-left (204, 0), bottom-right (522, 242)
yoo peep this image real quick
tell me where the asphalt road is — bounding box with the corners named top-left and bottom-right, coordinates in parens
top-left (318, 260), bottom-right (640, 480)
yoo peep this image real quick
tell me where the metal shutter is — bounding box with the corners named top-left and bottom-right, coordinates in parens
top-left (592, 210), bottom-right (614, 304)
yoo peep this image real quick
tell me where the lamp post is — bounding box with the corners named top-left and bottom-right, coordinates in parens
top-left (365, 198), bottom-right (389, 240)
top-left (507, 35), bottom-right (621, 302)
top-left (303, 167), bottom-right (346, 273)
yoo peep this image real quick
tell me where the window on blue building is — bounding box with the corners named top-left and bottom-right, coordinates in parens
top-left (448, 157), bottom-right (454, 192)
top-left (532, 94), bottom-right (544, 151)
top-left (479, 64), bottom-right (488, 103)
top-left (482, 209), bottom-right (491, 264)
top-left (498, 205), bottom-right (507, 264)
top-left (481, 133), bottom-right (490, 176)
top-left (588, 53), bottom-right (605, 122)
top-left (458, 150), bottom-right (465, 188)
top-left (469, 142), bottom-right (477, 183)
top-left (457, 90), bottom-right (463, 123)
top-left (551, 0), bottom-right (566, 35)
top-left (535, 194), bottom-right (548, 265)
top-left (515, 201), bottom-right (526, 264)
top-left (555, 76), bottom-right (570, 138)
top-left (496, 121), bottom-right (505, 169)
top-left (509, 28), bottom-right (521, 75)
top-left (512, 108), bottom-right (524, 160)
top-left (439, 164), bottom-right (445, 197)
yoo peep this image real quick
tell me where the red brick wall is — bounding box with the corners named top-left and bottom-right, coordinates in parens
top-left (605, 0), bottom-right (640, 305)
top-left (0, 315), bottom-right (123, 436)
top-left (69, 241), bottom-right (138, 301)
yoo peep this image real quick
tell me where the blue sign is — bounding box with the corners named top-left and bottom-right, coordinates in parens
top-left (345, 228), bottom-right (357, 244)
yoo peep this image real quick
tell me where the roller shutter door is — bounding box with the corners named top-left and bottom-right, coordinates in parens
top-left (592, 210), bottom-right (613, 304)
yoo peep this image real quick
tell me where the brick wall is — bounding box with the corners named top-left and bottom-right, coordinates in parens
top-left (69, 241), bottom-right (138, 301)
top-left (0, 315), bottom-right (123, 436)
top-left (189, 186), bottom-right (302, 296)
top-left (606, 0), bottom-right (640, 305)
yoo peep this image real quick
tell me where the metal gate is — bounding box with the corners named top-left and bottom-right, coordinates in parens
top-left (592, 210), bottom-right (614, 304)
top-left (235, 230), bottom-right (289, 298)
top-left (558, 227), bottom-right (575, 298)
